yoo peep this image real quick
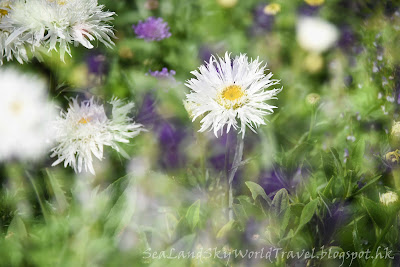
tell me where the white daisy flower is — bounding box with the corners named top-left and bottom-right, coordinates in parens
top-left (0, 68), bottom-right (55, 161)
top-left (296, 16), bottom-right (339, 53)
top-left (51, 97), bottom-right (143, 175)
top-left (0, 0), bottom-right (115, 63)
top-left (185, 52), bottom-right (282, 138)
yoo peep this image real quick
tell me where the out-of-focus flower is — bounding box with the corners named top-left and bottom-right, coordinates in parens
top-left (296, 16), bottom-right (339, 53)
top-left (251, 4), bottom-right (275, 34)
top-left (0, 68), bottom-right (55, 161)
top-left (144, 0), bottom-right (159, 10)
top-left (157, 121), bottom-right (186, 169)
top-left (217, 0), bottom-right (238, 8)
top-left (0, 0), bottom-right (116, 63)
top-left (148, 67), bottom-right (176, 79)
top-left (304, 0), bottom-right (324, 6)
top-left (132, 17), bottom-right (171, 42)
top-left (304, 53), bottom-right (324, 73)
top-left (385, 150), bottom-right (400, 164)
top-left (51, 97), bottom-right (144, 175)
top-left (264, 3), bottom-right (281, 15)
top-left (86, 52), bottom-right (108, 76)
top-left (185, 52), bottom-right (282, 138)
top-left (390, 121), bottom-right (400, 147)
top-left (379, 191), bottom-right (398, 206)
top-left (306, 93), bottom-right (321, 105)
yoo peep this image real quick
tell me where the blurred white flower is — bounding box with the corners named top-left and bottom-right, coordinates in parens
top-left (0, 68), bottom-right (55, 161)
top-left (51, 97), bottom-right (144, 175)
top-left (0, 0), bottom-right (115, 63)
top-left (379, 191), bottom-right (398, 206)
top-left (185, 52), bottom-right (282, 137)
top-left (296, 16), bottom-right (339, 53)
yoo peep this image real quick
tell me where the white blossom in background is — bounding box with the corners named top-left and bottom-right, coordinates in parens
top-left (379, 191), bottom-right (398, 206)
top-left (51, 97), bottom-right (144, 175)
top-left (185, 52), bottom-right (282, 138)
top-left (296, 16), bottom-right (339, 53)
top-left (0, 68), bottom-right (55, 161)
top-left (0, 0), bottom-right (115, 64)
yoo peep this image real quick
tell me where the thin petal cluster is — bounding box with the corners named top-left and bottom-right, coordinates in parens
top-left (51, 97), bottom-right (143, 175)
top-left (0, 0), bottom-right (115, 64)
top-left (0, 68), bottom-right (55, 161)
top-left (185, 52), bottom-right (282, 138)
top-left (133, 17), bottom-right (171, 41)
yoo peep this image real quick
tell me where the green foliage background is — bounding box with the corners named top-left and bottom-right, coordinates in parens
top-left (2, 0), bottom-right (400, 266)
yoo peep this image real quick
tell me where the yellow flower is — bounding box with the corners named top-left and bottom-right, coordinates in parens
top-left (264, 3), bottom-right (281, 15)
top-left (305, 0), bottom-right (324, 6)
top-left (385, 150), bottom-right (400, 164)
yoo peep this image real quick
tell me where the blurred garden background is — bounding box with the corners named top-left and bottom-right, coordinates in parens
top-left (2, 0), bottom-right (400, 266)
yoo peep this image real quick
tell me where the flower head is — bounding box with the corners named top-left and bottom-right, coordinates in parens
top-left (296, 16), bottom-right (339, 53)
top-left (132, 17), bottom-right (171, 42)
top-left (185, 52), bottom-right (282, 138)
top-left (148, 67), bottom-right (176, 79)
top-left (379, 191), bottom-right (399, 206)
top-left (51, 97), bottom-right (143, 175)
top-left (0, 68), bottom-right (55, 161)
top-left (0, 0), bottom-right (115, 63)
top-left (264, 3), bottom-right (281, 15)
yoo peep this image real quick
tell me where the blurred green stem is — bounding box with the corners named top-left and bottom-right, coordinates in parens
top-left (26, 171), bottom-right (49, 223)
top-left (307, 108), bottom-right (316, 140)
top-left (226, 133), bottom-right (244, 221)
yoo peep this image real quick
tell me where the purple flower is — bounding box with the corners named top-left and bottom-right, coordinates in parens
top-left (157, 121), bottom-right (187, 170)
top-left (132, 17), bottom-right (171, 41)
top-left (86, 52), bottom-right (108, 75)
top-left (250, 4), bottom-right (275, 35)
top-left (148, 67), bottom-right (176, 79)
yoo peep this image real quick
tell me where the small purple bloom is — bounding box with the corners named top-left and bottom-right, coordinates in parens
top-left (250, 4), bottom-right (275, 35)
top-left (148, 67), bottom-right (176, 79)
top-left (86, 52), bottom-right (108, 75)
top-left (133, 17), bottom-right (171, 41)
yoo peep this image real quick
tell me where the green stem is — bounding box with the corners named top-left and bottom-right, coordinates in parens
top-left (227, 134), bottom-right (244, 221)
top-left (26, 171), bottom-right (49, 223)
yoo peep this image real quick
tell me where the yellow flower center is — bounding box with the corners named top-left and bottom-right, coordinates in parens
top-left (10, 101), bottom-right (22, 114)
top-left (264, 3), bottom-right (281, 15)
top-left (217, 84), bottom-right (247, 109)
top-left (221, 85), bottom-right (244, 101)
top-left (0, 9), bottom-right (8, 17)
top-left (78, 117), bottom-right (91, 124)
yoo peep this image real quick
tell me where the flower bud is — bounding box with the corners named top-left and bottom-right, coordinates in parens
top-left (306, 93), bottom-right (320, 106)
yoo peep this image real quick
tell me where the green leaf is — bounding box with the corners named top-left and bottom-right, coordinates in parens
top-left (216, 220), bottom-right (235, 239)
top-left (245, 181), bottom-right (271, 205)
top-left (362, 197), bottom-right (387, 229)
top-left (322, 151), bottom-right (335, 179)
top-left (350, 175), bottom-right (381, 197)
top-left (185, 200), bottom-right (201, 230)
top-left (296, 199), bottom-right (319, 233)
top-left (7, 216), bottom-right (27, 239)
top-left (271, 188), bottom-right (289, 217)
top-left (351, 138), bottom-right (365, 167)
